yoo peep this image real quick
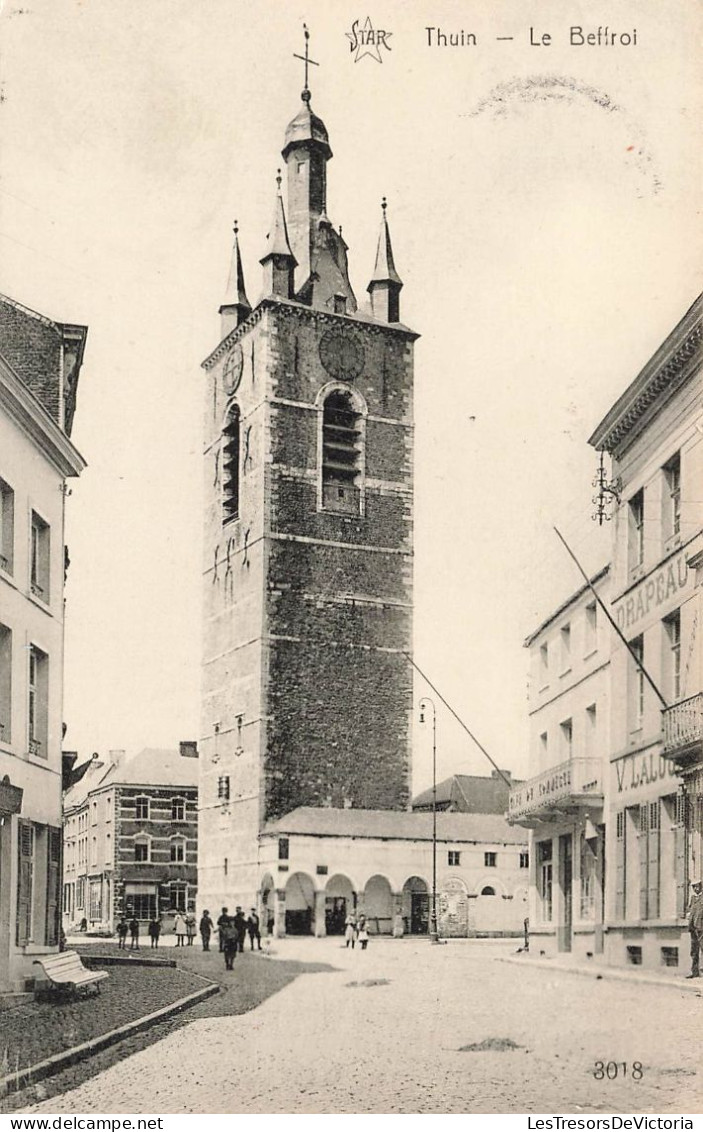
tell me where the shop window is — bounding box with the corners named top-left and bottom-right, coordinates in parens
top-left (484, 851), bottom-right (497, 868)
top-left (0, 476), bottom-right (14, 574)
top-left (321, 389), bottom-right (363, 514)
top-left (222, 404), bottom-right (241, 525)
top-left (448, 850), bottom-right (461, 866)
top-left (128, 892), bottom-right (157, 921)
top-left (171, 796), bottom-right (186, 821)
top-left (30, 510), bottom-right (50, 602)
top-left (628, 489), bottom-right (644, 573)
top-left (0, 623), bottom-right (11, 743)
top-left (538, 840), bottom-right (553, 922)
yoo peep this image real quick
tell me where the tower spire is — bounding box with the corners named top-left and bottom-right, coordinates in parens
top-left (220, 219), bottom-right (252, 337)
top-left (260, 169), bottom-right (296, 299)
top-left (367, 197), bottom-right (403, 323)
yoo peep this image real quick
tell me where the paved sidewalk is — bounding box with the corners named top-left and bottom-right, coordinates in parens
top-left (499, 949), bottom-right (703, 992)
top-left (28, 937), bottom-right (702, 1115)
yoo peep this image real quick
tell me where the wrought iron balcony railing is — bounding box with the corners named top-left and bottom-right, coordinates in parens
top-left (508, 756), bottom-right (603, 825)
top-left (662, 693), bottom-right (703, 757)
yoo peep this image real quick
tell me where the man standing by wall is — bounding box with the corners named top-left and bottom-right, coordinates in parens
top-left (687, 880), bottom-right (703, 978)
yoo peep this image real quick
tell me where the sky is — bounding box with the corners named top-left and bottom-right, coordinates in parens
top-left (0, 0), bottom-right (701, 790)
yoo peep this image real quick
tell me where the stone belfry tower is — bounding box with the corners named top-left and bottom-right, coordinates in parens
top-left (199, 41), bottom-right (416, 910)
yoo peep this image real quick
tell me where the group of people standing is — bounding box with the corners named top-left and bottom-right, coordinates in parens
top-left (344, 912), bottom-right (369, 950)
top-left (209, 907), bottom-right (262, 969)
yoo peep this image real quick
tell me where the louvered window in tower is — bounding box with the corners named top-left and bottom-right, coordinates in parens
top-left (321, 391), bottom-right (362, 515)
top-left (222, 405), bottom-right (241, 524)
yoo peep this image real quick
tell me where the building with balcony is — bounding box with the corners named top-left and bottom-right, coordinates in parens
top-left (589, 291), bottom-right (703, 972)
top-left (0, 293), bottom-right (87, 991)
top-left (63, 744), bottom-right (199, 934)
top-left (508, 566), bottom-right (610, 961)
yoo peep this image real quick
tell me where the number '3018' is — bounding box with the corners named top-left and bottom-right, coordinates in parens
top-left (593, 1061), bottom-right (643, 1080)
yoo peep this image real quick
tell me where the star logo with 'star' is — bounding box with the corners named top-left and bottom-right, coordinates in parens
top-left (346, 17), bottom-right (393, 63)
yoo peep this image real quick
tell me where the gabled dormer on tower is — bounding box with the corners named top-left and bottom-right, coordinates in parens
top-left (260, 171), bottom-right (296, 300)
top-left (367, 198), bottom-right (403, 324)
top-left (282, 88), bottom-right (357, 313)
top-left (219, 221), bottom-right (251, 338)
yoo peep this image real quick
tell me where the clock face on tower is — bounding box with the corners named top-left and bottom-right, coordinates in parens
top-left (319, 328), bottom-right (365, 382)
top-left (223, 344), bottom-right (244, 395)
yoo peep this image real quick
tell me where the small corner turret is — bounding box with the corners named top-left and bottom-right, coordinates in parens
top-left (219, 220), bottom-right (251, 338)
top-left (367, 197), bottom-right (403, 324)
top-left (259, 170), bottom-right (297, 300)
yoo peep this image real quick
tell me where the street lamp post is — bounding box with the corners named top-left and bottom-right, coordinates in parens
top-left (419, 697), bottom-right (439, 943)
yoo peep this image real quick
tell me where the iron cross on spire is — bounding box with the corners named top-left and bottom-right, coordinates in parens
top-left (293, 24), bottom-right (319, 97)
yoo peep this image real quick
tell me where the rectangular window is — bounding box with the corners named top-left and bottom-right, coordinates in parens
top-left (0, 477), bottom-right (14, 574)
top-left (171, 797), bottom-right (186, 821)
top-left (0, 623), bottom-right (11, 743)
top-left (484, 851), bottom-right (497, 868)
top-left (538, 840), bottom-right (553, 921)
top-left (639, 800), bottom-right (661, 920)
top-left (170, 840), bottom-right (185, 863)
top-left (278, 837), bottom-right (289, 861)
top-left (16, 820), bottom-right (35, 945)
top-left (135, 797), bottom-right (149, 820)
top-left (90, 836), bottom-right (97, 866)
top-left (560, 624), bottom-right (571, 671)
top-left (28, 645), bottom-right (48, 757)
top-left (30, 511), bottom-right (50, 602)
top-left (560, 718), bottom-right (573, 761)
top-left (539, 643), bottom-right (549, 683)
top-left (584, 602), bottom-right (597, 654)
top-left (217, 776), bottom-right (230, 802)
top-left (628, 636), bottom-right (645, 731)
top-left (519, 851), bottom-right (529, 869)
top-left (585, 704), bottom-right (597, 758)
top-left (170, 883), bottom-right (187, 913)
top-left (663, 610), bottom-right (681, 703)
top-left (128, 892), bottom-right (157, 921)
top-left (663, 452), bottom-right (681, 540)
top-left (91, 800), bottom-right (98, 826)
top-left (628, 490), bottom-right (644, 572)
top-left (615, 810), bottom-right (626, 918)
top-left (89, 879), bottom-right (102, 921)
top-left (539, 731), bottom-right (548, 769)
top-left (134, 840), bottom-right (149, 863)
top-left (448, 850), bottom-right (461, 866)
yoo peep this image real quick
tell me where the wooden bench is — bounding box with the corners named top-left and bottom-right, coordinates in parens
top-left (33, 950), bottom-right (108, 997)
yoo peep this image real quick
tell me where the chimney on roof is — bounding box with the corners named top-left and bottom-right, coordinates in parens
top-left (491, 769), bottom-right (512, 782)
top-left (180, 740), bottom-right (199, 759)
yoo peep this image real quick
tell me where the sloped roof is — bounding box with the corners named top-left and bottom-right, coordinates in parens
top-left (100, 748), bottom-right (198, 788)
top-left (411, 773), bottom-right (516, 814)
top-left (263, 806), bottom-right (525, 845)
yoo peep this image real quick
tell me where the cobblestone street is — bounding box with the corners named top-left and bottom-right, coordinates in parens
top-left (27, 938), bottom-right (702, 1115)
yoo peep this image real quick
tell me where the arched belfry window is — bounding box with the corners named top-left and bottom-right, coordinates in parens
top-left (222, 404), bottom-right (241, 524)
top-left (321, 389), bottom-right (363, 514)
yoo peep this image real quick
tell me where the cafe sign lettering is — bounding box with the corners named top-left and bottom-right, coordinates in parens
top-left (614, 550), bottom-right (689, 634)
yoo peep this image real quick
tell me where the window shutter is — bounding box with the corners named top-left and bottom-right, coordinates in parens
top-left (647, 802), bottom-right (660, 921)
top-left (675, 791), bottom-right (688, 917)
top-left (16, 820), bottom-right (34, 946)
top-left (638, 804), bottom-right (649, 920)
top-left (45, 826), bottom-right (62, 946)
top-left (615, 811), bottom-right (625, 919)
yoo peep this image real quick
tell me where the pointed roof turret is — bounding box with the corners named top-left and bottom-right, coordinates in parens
top-left (219, 220), bottom-right (252, 335)
top-left (261, 170), bottom-right (296, 263)
top-left (367, 198), bottom-right (403, 323)
top-left (369, 197), bottom-right (403, 288)
top-left (260, 170), bottom-right (297, 300)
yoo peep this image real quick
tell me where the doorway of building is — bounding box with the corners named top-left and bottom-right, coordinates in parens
top-left (402, 876), bottom-right (430, 934)
top-left (558, 833), bottom-right (573, 952)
